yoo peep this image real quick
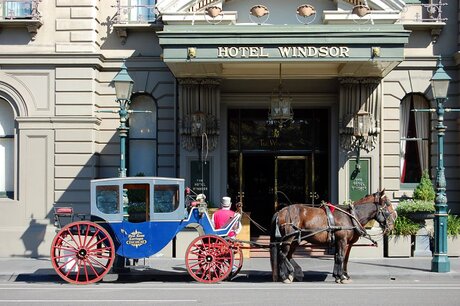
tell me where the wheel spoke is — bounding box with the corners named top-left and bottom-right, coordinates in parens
top-left (51, 221), bottom-right (114, 284)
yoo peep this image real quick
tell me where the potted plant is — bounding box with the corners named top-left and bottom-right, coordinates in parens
top-left (447, 214), bottom-right (460, 257)
top-left (385, 216), bottom-right (420, 257)
top-left (397, 170), bottom-right (436, 256)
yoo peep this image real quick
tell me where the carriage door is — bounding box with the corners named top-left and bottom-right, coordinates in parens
top-left (274, 155), bottom-right (316, 209)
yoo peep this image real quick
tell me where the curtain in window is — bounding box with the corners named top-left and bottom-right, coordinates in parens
top-left (0, 99), bottom-right (14, 196)
top-left (400, 96), bottom-right (411, 181)
top-left (413, 95), bottom-right (430, 172)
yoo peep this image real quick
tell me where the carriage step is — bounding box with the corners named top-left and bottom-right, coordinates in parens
top-left (249, 236), bottom-right (333, 258)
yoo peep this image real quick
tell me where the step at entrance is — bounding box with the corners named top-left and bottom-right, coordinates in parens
top-left (249, 235), bottom-right (333, 258)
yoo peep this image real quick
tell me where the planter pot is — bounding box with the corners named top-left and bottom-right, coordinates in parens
top-left (352, 5), bottom-right (370, 17)
top-left (385, 236), bottom-right (412, 257)
top-left (297, 5), bottom-right (315, 17)
top-left (250, 5), bottom-right (269, 17)
top-left (448, 236), bottom-right (460, 257)
top-left (406, 212), bottom-right (435, 222)
top-left (206, 6), bottom-right (222, 18)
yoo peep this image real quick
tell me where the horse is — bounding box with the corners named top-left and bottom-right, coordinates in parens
top-left (269, 189), bottom-right (396, 284)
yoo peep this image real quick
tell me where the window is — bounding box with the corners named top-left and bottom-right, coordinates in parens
top-left (154, 184), bottom-right (179, 213)
top-left (0, 99), bottom-right (14, 198)
top-left (125, 183), bottom-right (149, 222)
top-left (400, 94), bottom-right (430, 184)
top-left (95, 185), bottom-right (119, 214)
top-left (128, 95), bottom-right (157, 177)
top-left (129, 0), bottom-right (155, 23)
top-left (2, 1), bottom-right (32, 19)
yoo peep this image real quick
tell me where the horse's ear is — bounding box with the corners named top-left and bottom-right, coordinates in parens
top-left (381, 188), bottom-right (386, 195)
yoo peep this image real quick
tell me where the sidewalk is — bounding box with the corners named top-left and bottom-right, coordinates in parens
top-left (0, 256), bottom-right (459, 283)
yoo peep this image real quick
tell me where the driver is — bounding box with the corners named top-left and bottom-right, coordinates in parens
top-left (211, 196), bottom-right (241, 237)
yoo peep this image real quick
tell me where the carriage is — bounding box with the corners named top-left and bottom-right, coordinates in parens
top-left (50, 176), bottom-right (243, 284)
top-left (51, 176), bottom-right (396, 285)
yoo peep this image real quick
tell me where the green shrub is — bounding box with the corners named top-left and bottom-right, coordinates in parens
top-left (396, 199), bottom-right (435, 216)
top-left (447, 214), bottom-right (460, 237)
top-left (413, 170), bottom-right (435, 201)
top-left (390, 216), bottom-right (420, 236)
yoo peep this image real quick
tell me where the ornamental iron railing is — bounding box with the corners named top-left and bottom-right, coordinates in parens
top-left (113, 0), bottom-right (156, 24)
top-left (0, 0), bottom-right (40, 20)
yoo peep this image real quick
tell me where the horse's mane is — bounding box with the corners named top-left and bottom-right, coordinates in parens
top-left (353, 192), bottom-right (379, 206)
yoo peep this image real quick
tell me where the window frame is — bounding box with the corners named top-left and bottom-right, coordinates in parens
top-left (0, 99), bottom-right (15, 199)
top-left (399, 94), bottom-right (431, 188)
top-left (128, 94), bottom-right (158, 177)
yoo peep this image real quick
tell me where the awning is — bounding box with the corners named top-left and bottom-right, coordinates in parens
top-left (158, 24), bottom-right (410, 79)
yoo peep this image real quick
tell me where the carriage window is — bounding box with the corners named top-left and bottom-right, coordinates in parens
top-left (96, 185), bottom-right (119, 214)
top-left (124, 184), bottom-right (149, 223)
top-left (154, 185), bottom-right (179, 213)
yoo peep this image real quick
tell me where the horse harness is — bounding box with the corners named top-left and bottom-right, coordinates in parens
top-left (276, 202), bottom-right (379, 247)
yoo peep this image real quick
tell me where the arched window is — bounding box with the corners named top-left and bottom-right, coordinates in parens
top-left (128, 95), bottom-right (157, 176)
top-left (0, 98), bottom-right (14, 198)
top-left (400, 94), bottom-right (430, 184)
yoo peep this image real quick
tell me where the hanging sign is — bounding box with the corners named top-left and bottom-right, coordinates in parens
top-left (190, 160), bottom-right (211, 198)
top-left (349, 159), bottom-right (370, 201)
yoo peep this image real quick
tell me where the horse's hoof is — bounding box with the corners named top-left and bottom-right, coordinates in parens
top-left (340, 278), bottom-right (352, 284)
top-left (282, 275), bottom-right (294, 284)
top-left (335, 278), bottom-right (341, 284)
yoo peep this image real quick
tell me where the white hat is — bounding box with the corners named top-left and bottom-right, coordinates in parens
top-left (221, 196), bottom-right (231, 208)
top-left (196, 194), bottom-right (206, 201)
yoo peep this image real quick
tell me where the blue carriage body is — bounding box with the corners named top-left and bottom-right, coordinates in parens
top-left (90, 177), bottom-right (238, 259)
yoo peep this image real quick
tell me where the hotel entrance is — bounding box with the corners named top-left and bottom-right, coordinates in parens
top-left (227, 109), bottom-right (329, 235)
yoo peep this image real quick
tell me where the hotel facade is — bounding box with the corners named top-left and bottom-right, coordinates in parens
top-left (0, 0), bottom-right (459, 257)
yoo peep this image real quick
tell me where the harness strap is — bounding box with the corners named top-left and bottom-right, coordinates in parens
top-left (322, 204), bottom-right (336, 246)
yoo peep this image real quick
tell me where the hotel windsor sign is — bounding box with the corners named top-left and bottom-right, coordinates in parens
top-left (217, 46), bottom-right (350, 59)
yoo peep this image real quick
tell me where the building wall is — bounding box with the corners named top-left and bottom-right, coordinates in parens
top-left (0, 0), bottom-right (459, 257)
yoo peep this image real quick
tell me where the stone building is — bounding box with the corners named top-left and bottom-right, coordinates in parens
top-left (0, 0), bottom-right (458, 257)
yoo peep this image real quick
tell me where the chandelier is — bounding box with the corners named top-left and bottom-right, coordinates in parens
top-left (267, 64), bottom-right (294, 130)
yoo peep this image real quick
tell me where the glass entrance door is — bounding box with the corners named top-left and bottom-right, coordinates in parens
top-left (227, 108), bottom-right (329, 234)
top-left (275, 155), bottom-right (316, 210)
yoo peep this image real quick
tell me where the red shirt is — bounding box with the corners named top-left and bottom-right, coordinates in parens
top-left (212, 209), bottom-right (237, 237)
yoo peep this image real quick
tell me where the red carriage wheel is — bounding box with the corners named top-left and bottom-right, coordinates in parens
top-left (185, 235), bottom-right (233, 283)
top-left (228, 242), bottom-right (244, 279)
top-left (50, 221), bottom-right (115, 284)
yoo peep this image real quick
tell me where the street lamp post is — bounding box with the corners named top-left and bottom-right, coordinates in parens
top-left (415, 60), bottom-right (458, 272)
top-left (112, 62), bottom-right (134, 178)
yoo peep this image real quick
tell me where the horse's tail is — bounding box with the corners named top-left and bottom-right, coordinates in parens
top-left (270, 212), bottom-right (281, 282)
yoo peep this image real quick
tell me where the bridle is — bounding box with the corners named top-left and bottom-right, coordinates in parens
top-left (373, 192), bottom-right (396, 234)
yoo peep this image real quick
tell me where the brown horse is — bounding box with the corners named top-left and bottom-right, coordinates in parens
top-left (270, 190), bottom-right (396, 283)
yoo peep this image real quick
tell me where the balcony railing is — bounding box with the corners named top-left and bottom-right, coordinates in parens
top-left (0, 0), bottom-right (42, 40)
top-left (113, 0), bottom-right (156, 24)
top-left (0, 0), bottom-right (40, 20)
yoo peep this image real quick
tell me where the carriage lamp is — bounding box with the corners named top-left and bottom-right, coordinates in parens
top-left (352, 110), bottom-right (372, 170)
top-left (191, 111), bottom-right (207, 137)
top-left (112, 62), bottom-right (134, 178)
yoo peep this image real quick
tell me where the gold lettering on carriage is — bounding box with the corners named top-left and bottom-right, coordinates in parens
top-left (126, 230), bottom-right (147, 248)
top-left (217, 46), bottom-right (350, 58)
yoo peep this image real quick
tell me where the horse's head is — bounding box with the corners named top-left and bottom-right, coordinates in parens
top-left (372, 189), bottom-right (397, 234)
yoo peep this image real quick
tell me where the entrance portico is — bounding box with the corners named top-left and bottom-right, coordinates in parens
top-left (158, 24), bottom-right (409, 232)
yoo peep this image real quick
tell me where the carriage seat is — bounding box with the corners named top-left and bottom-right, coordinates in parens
top-left (53, 206), bottom-right (86, 230)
